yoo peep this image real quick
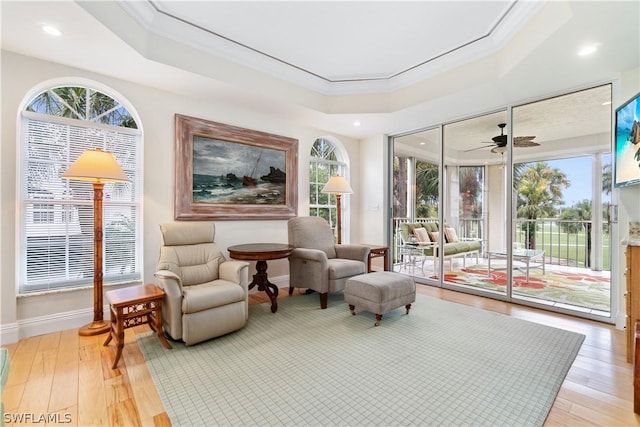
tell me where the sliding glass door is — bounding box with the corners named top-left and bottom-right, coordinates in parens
top-left (390, 84), bottom-right (613, 321)
top-left (440, 113), bottom-right (509, 298)
top-left (392, 127), bottom-right (440, 284)
top-left (511, 85), bottom-right (612, 316)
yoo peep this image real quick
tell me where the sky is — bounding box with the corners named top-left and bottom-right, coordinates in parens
top-left (545, 155), bottom-right (611, 207)
top-left (192, 136), bottom-right (285, 178)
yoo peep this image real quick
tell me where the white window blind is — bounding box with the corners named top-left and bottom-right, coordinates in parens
top-left (20, 112), bottom-right (141, 293)
top-left (309, 138), bottom-right (347, 228)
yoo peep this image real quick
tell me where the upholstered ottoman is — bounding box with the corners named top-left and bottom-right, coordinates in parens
top-left (344, 271), bottom-right (416, 326)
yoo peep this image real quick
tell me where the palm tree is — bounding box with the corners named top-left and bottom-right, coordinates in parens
top-left (415, 160), bottom-right (439, 218)
top-left (602, 163), bottom-right (612, 195)
top-left (516, 162), bottom-right (569, 249)
top-left (27, 86), bottom-right (137, 128)
top-left (560, 200), bottom-right (592, 233)
top-left (512, 162), bottom-right (526, 190)
top-left (561, 199), bottom-right (593, 267)
top-left (392, 157), bottom-right (439, 220)
top-left (393, 156), bottom-right (408, 218)
top-left (459, 166), bottom-right (483, 237)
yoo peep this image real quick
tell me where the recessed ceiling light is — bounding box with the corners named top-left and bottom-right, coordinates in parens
top-left (353, 121), bottom-right (360, 127)
top-left (42, 25), bottom-right (62, 36)
top-left (578, 43), bottom-right (599, 56)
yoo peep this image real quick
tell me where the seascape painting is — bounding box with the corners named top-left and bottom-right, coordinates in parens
top-left (614, 91), bottom-right (640, 188)
top-left (193, 136), bottom-right (286, 205)
top-left (174, 114), bottom-right (297, 220)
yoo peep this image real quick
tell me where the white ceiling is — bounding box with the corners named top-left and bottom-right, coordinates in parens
top-left (1, 0), bottom-right (639, 144)
top-left (116, 0), bottom-right (540, 90)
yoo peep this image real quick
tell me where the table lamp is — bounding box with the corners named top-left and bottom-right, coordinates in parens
top-left (62, 148), bottom-right (129, 336)
top-left (321, 175), bottom-right (353, 244)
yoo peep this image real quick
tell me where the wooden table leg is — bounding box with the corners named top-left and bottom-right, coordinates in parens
top-left (103, 305), bottom-right (115, 347)
top-left (112, 306), bottom-right (125, 369)
top-left (150, 299), bottom-right (172, 350)
top-left (104, 285), bottom-right (172, 369)
top-left (249, 260), bottom-right (279, 313)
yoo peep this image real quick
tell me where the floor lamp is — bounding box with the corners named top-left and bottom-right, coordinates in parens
top-left (321, 176), bottom-right (353, 244)
top-left (62, 148), bottom-right (129, 336)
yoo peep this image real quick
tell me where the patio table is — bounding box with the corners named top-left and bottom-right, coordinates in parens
top-left (487, 248), bottom-right (545, 282)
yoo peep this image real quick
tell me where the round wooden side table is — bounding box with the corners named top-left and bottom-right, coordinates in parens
top-left (227, 243), bottom-right (295, 313)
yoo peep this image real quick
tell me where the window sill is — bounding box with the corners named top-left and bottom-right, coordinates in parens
top-left (17, 279), bottom-right (144, 298)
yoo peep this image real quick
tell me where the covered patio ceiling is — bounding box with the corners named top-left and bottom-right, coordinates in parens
top-left (394, 84), bottom-right (612, 165)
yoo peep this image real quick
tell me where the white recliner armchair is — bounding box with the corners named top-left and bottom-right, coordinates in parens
top-left (154, 222), bottom-right (250, 346)
top-left (288, 216), bottom-right (370, 309)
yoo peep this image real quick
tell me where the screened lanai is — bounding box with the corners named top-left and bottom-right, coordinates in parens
top-left (390, 84), bottom-right (613, 321)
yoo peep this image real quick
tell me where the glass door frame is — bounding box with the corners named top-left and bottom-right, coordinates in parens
top-left (387, 86), bottom-right (615, 324)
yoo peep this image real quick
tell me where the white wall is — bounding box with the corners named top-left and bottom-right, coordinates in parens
top-left (0, 51), bottom-right (361, 343)
top-left (356, 134), bottom-right (388, 270)
top-left (358, 135), bottom-right (387, 245)
top-left (2, 52), bottom-right (638, 342)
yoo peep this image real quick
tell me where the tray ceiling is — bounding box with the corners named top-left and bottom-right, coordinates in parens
top-left (1, 1), bottom-right (638, 140)
top-left (117, 0), bottom-right (540, 93)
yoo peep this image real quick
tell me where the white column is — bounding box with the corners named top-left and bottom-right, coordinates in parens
top-left (592, 153), bottom-right (603, 271)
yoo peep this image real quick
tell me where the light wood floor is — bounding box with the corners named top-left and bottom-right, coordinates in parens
top-left (2, 285), bottom-right (638, 426)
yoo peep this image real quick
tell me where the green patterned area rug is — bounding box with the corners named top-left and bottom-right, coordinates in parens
top-left (440, 266), bottom-right (610, 312)
top-left (138, 293), bottom-right (584, 427)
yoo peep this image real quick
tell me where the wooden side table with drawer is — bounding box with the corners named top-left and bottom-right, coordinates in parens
top-left (104, 284), bottom-right (172, 369)
top-left (628, 245), bottom-right (640, 363)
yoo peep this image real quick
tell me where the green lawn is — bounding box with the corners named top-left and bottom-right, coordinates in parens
top-left (515, 222), bottom-right (610, 270)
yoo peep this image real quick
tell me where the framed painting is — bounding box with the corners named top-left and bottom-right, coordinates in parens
top-left (175, 114), bottom-right (298, 220)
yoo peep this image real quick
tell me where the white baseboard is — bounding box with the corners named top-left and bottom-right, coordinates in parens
top-left (0, 323), bottom-right (19, 345)
top-left (247, 274), bottom-right (290, 293)
top-left (271, 274), bottom-right (289, 288)
top-left (1, 277), bottom-right (294, 344)
top-left (0, 306), bottom-right (109, 344)
top-left (616, 310), bottom-right (627, 330)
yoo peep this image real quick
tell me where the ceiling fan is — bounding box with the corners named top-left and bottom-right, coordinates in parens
top-left (466, 123), bottom-right (539, 154)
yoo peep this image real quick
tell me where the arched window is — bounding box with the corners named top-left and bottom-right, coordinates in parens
top-left (19, 84), bottom-right (142, 294)
top-left (309, 138), bottom-right (348, 235)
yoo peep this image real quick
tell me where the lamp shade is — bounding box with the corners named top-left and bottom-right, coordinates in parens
top-left (321, 176), bottom-right (353, 194)
top-left (62, 148), bottom-right (129, 183)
